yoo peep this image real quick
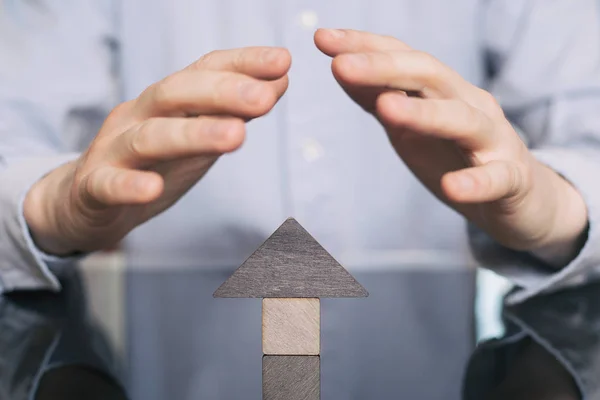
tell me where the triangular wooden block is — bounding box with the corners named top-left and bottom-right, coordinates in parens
top-left (213, 218), bottom-right (368, 298)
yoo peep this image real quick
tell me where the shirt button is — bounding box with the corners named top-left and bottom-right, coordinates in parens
top-left (302, 138), bottom-right (325, 162)
top-left (298, 10), bottom-right (319, 30)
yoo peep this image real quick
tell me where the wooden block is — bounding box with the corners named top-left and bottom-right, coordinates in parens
top-left (263, 298), bottom-right (320, 355)
top-left (263, 356), bottom-right (320, 400)
top-left (213, 218), bottom-right (369, 298)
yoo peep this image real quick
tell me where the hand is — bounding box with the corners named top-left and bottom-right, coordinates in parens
top-left (315, 29), bottom-right (587, 259)
top-left (24, 47), bottom-right (291, 255)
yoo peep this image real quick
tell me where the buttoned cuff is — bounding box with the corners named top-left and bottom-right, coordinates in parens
top-left (469, 148), bottom-right (600, 304)
top-left (0, 154), bottom-right (80, 293)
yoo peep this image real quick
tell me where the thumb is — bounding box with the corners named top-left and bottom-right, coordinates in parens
top-left (79, 166), bottom-right (164, 209)
top-left (441, 160), bottom-right (527, 204)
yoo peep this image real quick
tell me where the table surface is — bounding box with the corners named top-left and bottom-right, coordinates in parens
top-left (0, 253), bottom-right (592, 400)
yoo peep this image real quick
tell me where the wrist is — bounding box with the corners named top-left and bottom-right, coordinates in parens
top-left (529, 162), bottom-right (589, 266)
top-left (23, 162), bottom-right (79, 256)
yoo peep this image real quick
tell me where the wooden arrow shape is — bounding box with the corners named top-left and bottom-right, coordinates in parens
top-left (213, 218), bottom-right (368, 298)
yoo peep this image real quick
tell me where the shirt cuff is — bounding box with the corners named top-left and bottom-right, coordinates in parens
top-left (0, 154), bottom-right (80, 293)
top-left (468, 148), bottom-right (600, 304)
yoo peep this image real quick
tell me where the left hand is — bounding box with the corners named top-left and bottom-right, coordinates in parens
top-left (314, 29), bottom-right (587, 257)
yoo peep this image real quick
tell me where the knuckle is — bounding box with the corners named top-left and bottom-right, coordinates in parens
top-left (478, 89), bottom-right (502, 115)
top-left (232, 49), bottom-right (246, 70)
top-left (478, 88), bottom-right (493, 102)
top-left (195, 50), bottom-right (220, 69)
top-left (106, 101), bottom-right (132, 121)
top-left (482, 89), bottom-right (499, 106)
top-left (151, 76), bottom-right (178, 108)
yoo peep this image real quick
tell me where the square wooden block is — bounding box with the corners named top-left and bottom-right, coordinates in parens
top-left (263, 298), bottom-right (320, 355)
top-left (263, 356), bottom-right (320, 400)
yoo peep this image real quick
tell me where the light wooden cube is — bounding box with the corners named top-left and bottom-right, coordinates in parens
top-left (262, 298), bottom-right (320, 355)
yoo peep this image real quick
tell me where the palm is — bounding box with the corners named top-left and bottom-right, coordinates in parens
top-left (389, 128), bottom-right (467, 203)
top-left (70, 149), bottom-right (219, 252)
top-left (386, 123), bottom-right (534, 247)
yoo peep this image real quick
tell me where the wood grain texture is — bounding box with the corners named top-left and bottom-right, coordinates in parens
top-left (263, 356), bottom-right (320, 400)
top-left (263, 298), bottom-right (320, 355)
top-left (213, 218), bottom-right (368, 298)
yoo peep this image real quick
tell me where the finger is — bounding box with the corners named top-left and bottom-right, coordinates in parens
top-left (189, 47), bottom-right (292, 80)
top-left (136, 69), bottom-right (288, 118)
top-left (110, 117), bottom-right (246, 167)
top-left (314, 28), bottom-right (410, 57)
top-left (377, 93), bottom-right (495, 149)
top-left (333, 50), bottom-right (462, 99)
top-left (342, 86), bottom-right (395, 114)
top-left (441, 161), bottom-right (526, 203)
top-left (81, 166), bottom-right (164, 208)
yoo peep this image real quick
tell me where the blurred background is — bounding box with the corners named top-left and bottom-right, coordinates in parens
top-left (1, 1), bottom-right (593, 399)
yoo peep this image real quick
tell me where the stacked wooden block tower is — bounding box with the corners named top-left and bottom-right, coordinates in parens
top-left (214, 218), bottom-right (368, 400)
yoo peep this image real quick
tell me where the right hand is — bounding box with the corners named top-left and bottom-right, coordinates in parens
top-left (24, 47), bottom-right (291, 256)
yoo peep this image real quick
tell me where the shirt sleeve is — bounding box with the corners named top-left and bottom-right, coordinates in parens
top-left (0, 1), bottom-right (117, 293)
top-left (470, 0), bottom-right (600, 304)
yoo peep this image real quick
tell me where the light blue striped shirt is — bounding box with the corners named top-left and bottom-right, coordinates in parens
top-left (2, 0), bottom-right (600, 398)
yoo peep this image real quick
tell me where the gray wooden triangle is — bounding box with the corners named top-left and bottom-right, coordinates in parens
top-left (213, 218), bottom-right (368, 298)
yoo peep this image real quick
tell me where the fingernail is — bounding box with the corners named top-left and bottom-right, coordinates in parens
top-left (209, 120), bottom-right (231, 138)
top-left (387, 93), bottom-right (411, 108)
top-left (345, 53), bottom-right (368, 69)
top-left (261, 48), bottom-right (279, 64)
top-left (240, 82), bottom-right (263, 104)
top-left (327, 29), bottom-right (345, 38)
top-left (134, 176), bottom-right (150, 192)
top-left (455, 174), bottom-right (475, 192)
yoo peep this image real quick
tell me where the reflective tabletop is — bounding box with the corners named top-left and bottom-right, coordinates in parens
top-left (0, 253), bottom-right (592, 400)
